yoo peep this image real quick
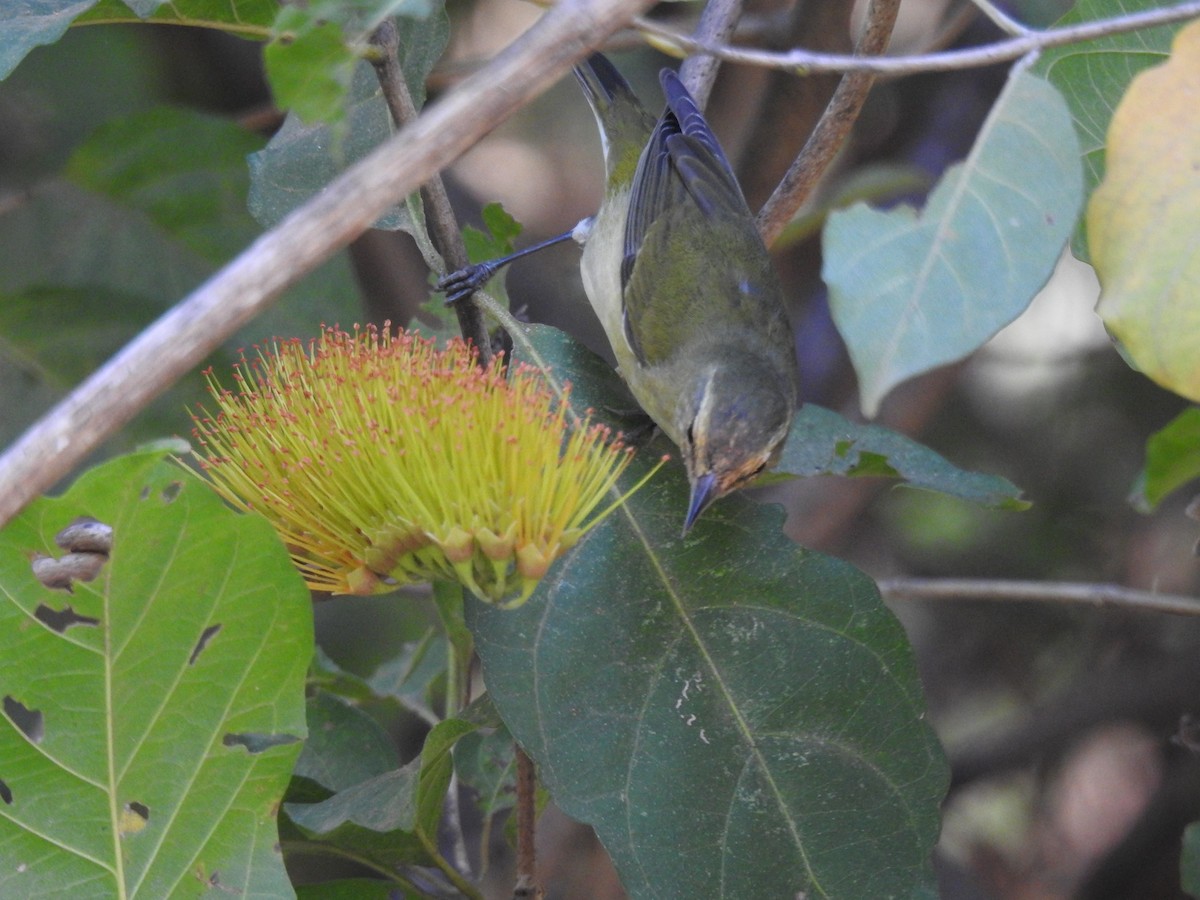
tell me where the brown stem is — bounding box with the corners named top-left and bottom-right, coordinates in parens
top-left (369, 21), bottom-right (492, 363)
top-left (755, 0), bottom-right (900, 246)
top-left (513, 746), bottom-right (542, 899)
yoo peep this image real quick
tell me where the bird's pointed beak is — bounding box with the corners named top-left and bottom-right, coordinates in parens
top-left (683, 472), bottom-right (719, 534)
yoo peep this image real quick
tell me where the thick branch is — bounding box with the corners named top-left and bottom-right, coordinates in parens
top-left (879, 577), bottom-right (1200, 617)
top-left (637, 2), bottom-right (1200, 76)
top-left (0, 0), bottom-right (655, 529)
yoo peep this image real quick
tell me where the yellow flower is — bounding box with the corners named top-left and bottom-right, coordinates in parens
top-left (190, 324), bottom-right (656, 607)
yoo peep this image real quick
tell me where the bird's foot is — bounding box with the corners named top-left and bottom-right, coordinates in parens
top-left (436, 261), bottom-right (501, 305)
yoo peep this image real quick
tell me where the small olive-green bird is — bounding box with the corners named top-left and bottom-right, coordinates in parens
top-left (441, 54), bottom-right (798, 530)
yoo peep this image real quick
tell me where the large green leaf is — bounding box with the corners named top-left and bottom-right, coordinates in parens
top-left (66, 106), bottom-right (266, 263)
top-left (823, 68), bottom-right (1082, 417)
top-left (776, 404), bottom-right (1027, 510)
top-left (469, 327), bottom-right (947, 898)
top-left (0, 448), bottom-right (312, 896)
top-left (1036, 0), bottom-right (1185, 259)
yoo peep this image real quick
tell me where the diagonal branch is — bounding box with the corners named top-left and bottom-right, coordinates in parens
top-left (756, 0), bottom-right (901, 246)
top-left (0, 0), bottom-right (656, 530)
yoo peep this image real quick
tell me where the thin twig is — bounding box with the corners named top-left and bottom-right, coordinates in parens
top-left (636, 2), bottom-right (1200, 76)
top-left (677, 0), bottom-right (744, 107)
top-left (0, 0), bottom-right (656, 530)
top-left (369, 21), bottom-right (492, 363)
top-left (755, 0), bottom-right (900, 246)
top-left (878, 577), bottom-right (1200, 617)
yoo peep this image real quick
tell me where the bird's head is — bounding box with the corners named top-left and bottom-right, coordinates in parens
top-left (678, 360), bottom-right (796, 532)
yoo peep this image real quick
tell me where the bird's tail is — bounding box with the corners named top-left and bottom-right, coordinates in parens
top-left (573, 53), bottom-right (655, 183)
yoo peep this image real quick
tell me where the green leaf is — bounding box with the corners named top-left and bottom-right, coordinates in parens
top-left (823, 68), bottom-right (1083, 416)
top-left (295, 691), bottom-right (401, 794)
top-left (1131, 407), bottom-right (1200, 512)
top-left (414, 717), bottom-right (477, 838)
top-left (75, 0), bottom-right (277, 36)
top-left (0, 448), bottom-right (312, 896)
top-left (0, 111), bottom-right (361, 450)
top-left (286, 767), bottom-right (418, 835)
top-left (264, 17), bottom-right (359, 126)
top-left (1036, 0), bottom-right (1185, 259)
top-left (307, 645), bottom-right (379, 704)
top-left (453, 724), bottom-right (516, 817)
top-left (283, 713), bottom-right (482, 875)
top-left (366, 629), bottom-right (447, 722)
top-left (776, 404), bottom-right (1028, 509)
top-left (248, 9), bottom-right (449, 231)
top-left (463, 202), bottom-right (522, 264)
top-left (0, 0), bottom-right (99, 81)
top-left (1088, 19), bottom-right (1200, 403)
top-left (66, 106), bottom-right (265, 262)
top-left (472, 326), bottom-right (948, 898)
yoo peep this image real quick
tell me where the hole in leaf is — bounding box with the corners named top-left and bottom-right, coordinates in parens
top-left (222, 732), bottom-right (301, 754)
top-left (0, 779), bottom-right (11, 804)
top-left (189, 624), bottom-right (222, 665)
top-left (30, 552), bottom-right (106, 592)
top-left (119, 800), bottom-right (150, 835)
top-left (3, 697), bottom-right (44, 744)
top-left (161, 482), bottom-right (182, 503)
top-left (35, 603), bottom-right (100, 633)
top-left (54, 517), bottom-right (113, 555)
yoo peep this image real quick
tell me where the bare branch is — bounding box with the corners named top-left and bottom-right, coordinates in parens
top-left (0, 0), bottom-right (656, 530)
top-left (879, 577), bottom-right (1200, 617)
top-left (756, 0), bottom-right (900, 246)
top-left (636, 2), bottom-right (1200, 76)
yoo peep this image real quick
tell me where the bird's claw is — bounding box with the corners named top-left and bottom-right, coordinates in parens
top-left (437, 261), bottom-right (499, 305)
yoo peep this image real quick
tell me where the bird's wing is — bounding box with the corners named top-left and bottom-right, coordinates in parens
top-left (620, 70), bottom-right (762, 366)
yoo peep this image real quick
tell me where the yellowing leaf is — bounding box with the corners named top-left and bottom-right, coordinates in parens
top-left (1089, 19), bottom-right (1200, 402)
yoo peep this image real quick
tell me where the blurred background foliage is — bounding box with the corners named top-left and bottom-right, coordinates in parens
top-left (2, 0), bottom-right (1198, 896)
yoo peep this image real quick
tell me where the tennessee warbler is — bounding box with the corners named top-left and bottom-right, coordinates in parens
top-left (441, 54), bottom-right (799, 531)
